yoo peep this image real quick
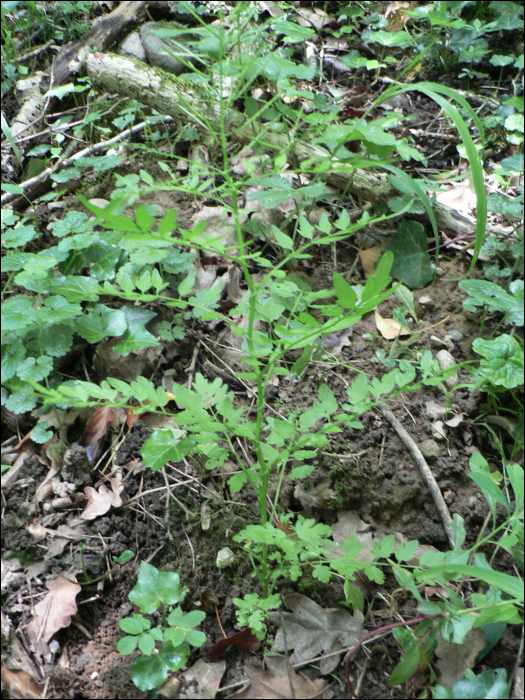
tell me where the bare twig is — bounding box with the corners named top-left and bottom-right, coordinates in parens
top-left (379, 407), bottom-right (455, 548)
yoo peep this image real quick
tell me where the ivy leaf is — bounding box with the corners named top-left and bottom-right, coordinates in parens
top-left (2, 224), bottom-right (38, 248)
top-left (384, 220), bottom-right (435, 289)
top-left (75, 305), bottom-right (127, 343)
top-left (44, 275), bottom-right (101, 303)
top-left (39, 296), bottom-right (82, 325)
top-left (112, 325), bottom-right (157, 355)
top-left (34, 323), bottom-right (75, 357)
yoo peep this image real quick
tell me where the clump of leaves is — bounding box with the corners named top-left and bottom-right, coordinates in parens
top-left (117, 562), bottom-right (205, 693)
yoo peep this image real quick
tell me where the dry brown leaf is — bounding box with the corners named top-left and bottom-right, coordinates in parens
top-left (384, 1), bottom-right (418, 31)
top-left (424, 585), bottom-right (450, 599)
top-left (80, 480), bottom-right (123, 520)
top-left (172, 659), bottom-right (226, 699)
top-left (375, 307), bottom-right (411, 339)
top-left (79, 406), bottom-right (114, 463)
top-left (320, 328), bottom-right (353, 356)
top-left (1, 441), bottom-right (37, 490)
top-left (270, 594), bottom-right (364, 675)
top-left (295, 7), bottom-right (331, 30)
top-left (30, 523), bottom-right (87, 560)
top-left (0, 666), bottom-right (43, 699)
top-left (435, 173), bottom-right (477, 214)
top-left (358, 242), bottom-right (388, 276)
top-left (207, 628), bottom-right (261, 662)
top-left (228, 656), bottom-right (332, 699)
top-left (444, 413), bottom-right (465, 428)
top-left (194, 586), bottom-right (219, 614)
top-left (435, 628), bottom-right (486, 690)
top-left (26, 572), bottom-right (81, 645)
top-left (294, 480), bottom-right (334, 510)
top-left (328, 510), bottom-right (378, 596)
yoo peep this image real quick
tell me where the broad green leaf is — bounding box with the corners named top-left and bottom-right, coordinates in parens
top-left (52, 210), bottom-right (91, 237)
top-left (384, 220), bottom-right (434, 289)
top-left (444, 668), bottom-right (509, 700)
top-left (271, 224), bottom-right (294, 250)
top-left (333, 271), bottom-right (357, 309)
top-left (130, 654), bottom-right (168, 692)
top-left (128, 561), bottom-right (184, 614)
top-left (119, 616), bottom-right (148, 635)
top-left (469, 470), bottom-right (509, 517)
top-left (16, 356), bottom-right (53, 382)
top-left (272, 20), bottom-right (315, 42)
top-left (472, 335), bottom-right (524, 389)
top-left (75, 305), bottom-right (127, 343)
top-left (460, 279), bottom-right (522, 325)
top-left (415, 565), bottom-right (523, 601)
top-left (394, 284), bottom-right (417, 321)
top-left (178, 269), bottom-right (195, 297)
top-left (113, 325), bottom-right (158, 355)
top-left (116, 636), bottom-right (138, 655)
top-left (5, 391), bottom-right (38, 414)
top-left (142, 430), bottom-right (196, 471)
top-left (30, 420), bottom-right (53, 444)
top-left (44, 275), bottom-right (101, 302)
top-left (389, 643), bottom-right (420, 686)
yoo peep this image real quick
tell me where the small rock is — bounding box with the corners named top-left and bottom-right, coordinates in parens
top-left (447, 330), bottom-right (463, 342)
top-left (419, 440), bottom-right (440, 459)
top-left (430, 335), bottom-right (447, 349)
top-left (419, 295), bottom-right (433, 306)
top-left (119, 31), bottom-right (146, 61)
top-left (216, 547), bottom-right (235, 569)
top-left (425, 401), bottom-right (447, 420)
top-left (435, 267), bottom-right (445, 276)
top-left (436, 349), bottom-right (460, 389)
top-left (88, 198), bottom-right (110, 209)
top-left (431, 421), bottom-right (447, 441)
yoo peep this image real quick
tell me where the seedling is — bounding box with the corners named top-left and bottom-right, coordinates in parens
top-left (116, 561), bottom-right (205, 693)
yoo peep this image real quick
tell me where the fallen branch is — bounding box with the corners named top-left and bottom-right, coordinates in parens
top-left (379, 407), bottom-right (455, 549)
top-left (82, 52), bottom-right (505, 239)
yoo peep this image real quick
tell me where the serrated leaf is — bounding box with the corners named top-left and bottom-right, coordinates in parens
top-left (333, 271), bottom-right (357, 309)
top-left (5, 391), bottom-right (38, 414)
top-left (271, 224), bottom-right (294, 250)
top-left (16, 356), bottom-right (53, 382)
top-left (473, 335), bottom-right (524, 389)
top-left (142, 430), bottom-right (196, 471)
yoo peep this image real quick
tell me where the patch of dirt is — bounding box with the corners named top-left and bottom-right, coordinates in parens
top-left (2, 241), bottom-right (520, 700)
